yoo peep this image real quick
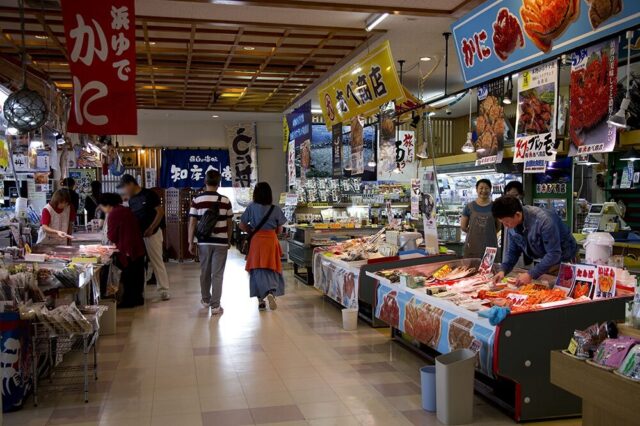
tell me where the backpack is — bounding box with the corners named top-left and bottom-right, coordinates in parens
top-left (195, 194), bottom-right (221, 241)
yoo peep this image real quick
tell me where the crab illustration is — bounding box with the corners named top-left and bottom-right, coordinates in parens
top-left (520, 0), bottom-right (580, 52)
top-left (585, 0), bottom-right (622, 29)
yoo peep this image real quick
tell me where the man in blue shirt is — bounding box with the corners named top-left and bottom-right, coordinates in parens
top-left (492, 196), bottom-right (577, 285)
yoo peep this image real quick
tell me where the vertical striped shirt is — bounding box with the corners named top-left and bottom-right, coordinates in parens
top-left (189, 191), bottom-right (233, 245)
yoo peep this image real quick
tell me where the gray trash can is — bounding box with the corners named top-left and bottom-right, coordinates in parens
top-left (420, 365), bottom-right (436, 412)
top-left (435, 349), bottom-right (475, 425)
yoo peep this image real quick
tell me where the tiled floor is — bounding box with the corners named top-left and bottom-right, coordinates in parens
top-left (5, 250), bottom-right (582, 426)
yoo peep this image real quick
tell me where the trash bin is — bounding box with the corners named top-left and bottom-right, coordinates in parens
top-left (420, 365), bottom-right (436, 412)
top-left (341, 308), bottom-right (358, 330)
top-left (435, 349), bottom-right (475, 425)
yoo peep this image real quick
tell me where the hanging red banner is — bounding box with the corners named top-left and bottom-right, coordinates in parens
top-left (61, 0), bottom-right (137, 134)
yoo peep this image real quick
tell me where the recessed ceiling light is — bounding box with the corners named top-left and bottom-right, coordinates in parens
top-left (211, 115), bottom-right (219, 118)
top-left (420, 56), bottom-right (432, 61)
top-left (149, 41), bottom-right (156, 45)
top-left (35, 34), bottom-right (48, 40)
top-left (243, 46), bottom-right (255, 51)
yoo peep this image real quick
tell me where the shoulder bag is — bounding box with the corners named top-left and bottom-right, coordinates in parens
top-left (240, 205), bottom-right (275, 256)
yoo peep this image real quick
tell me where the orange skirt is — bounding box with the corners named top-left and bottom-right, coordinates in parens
top-left (245, 230), bottom-right (282, 273)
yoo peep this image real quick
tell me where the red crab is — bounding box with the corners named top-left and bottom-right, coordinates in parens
top-left (492, 8), bottom-right (525, 61)
top-left (520, 0), bottom-right (580, 52)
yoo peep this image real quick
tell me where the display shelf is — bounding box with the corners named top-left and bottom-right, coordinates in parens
top-left (550, 351), bottom-right (639, 426)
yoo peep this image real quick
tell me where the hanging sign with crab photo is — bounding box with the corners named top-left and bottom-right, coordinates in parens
top-left (513, 61), bottom-right (559, 164)
top-left (475, 80), bottom-right (506, 165)
top-left (569, 38), bottom-right (618, 156)
top-left (452, 0), bottom-right (640, 87)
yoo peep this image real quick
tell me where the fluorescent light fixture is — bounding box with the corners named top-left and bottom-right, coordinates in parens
top-left (35, 34), bottom-right (48, 40)
top-left (365, 12), bottom-right (389, 31)
top-left (420, 56), bottom-right (432, 61)
top-left (422, 92), bottom-right (445, 103)
top-left (367, 160), bottom-right (376, 167)
top-left (243, 46), bottom-right (255, 51)
top-left (620, 147), bottom-right (640, 162)
top-left (211, 115), bottom-right (219, 118)
top-left (149, 41), bottom-right (156, 45)
top-left (311, 109), bottom-right (322, 114)
top-left (429, 95), bottom-right (457, 108)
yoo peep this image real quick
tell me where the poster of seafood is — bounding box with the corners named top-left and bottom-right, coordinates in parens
top-left (475, 80), bottom-right (505, 164)
top-left (375, 282), bottom-right (496, 376)
top-left (570, 264), bottom-right (596, 299)
top-left (595, 265), bottom-right (617, 298)
top-left (313, 254), bottom-right (359, 309)
top-left (478, 247), bottom-right (498, 274)
top-left (350, 116), bottom-right (365, 175)
top-left (287, 139), bottom-right (296, 187)
top-left (569, 38), bottom-right (618, 156)
top-left (331, 123), bottom-right (342, 178)
top-left (555, 263), bottom-right (576, 296)
top-left (286, 100), bottom-right (312, 178)
top-left (451, 0), bottom-right (640, 87)
top-left (513, 61), bottom-right (558, 164)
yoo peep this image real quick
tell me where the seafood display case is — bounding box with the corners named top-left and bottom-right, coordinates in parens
top-left (367, 258), bottom-right (631, 421)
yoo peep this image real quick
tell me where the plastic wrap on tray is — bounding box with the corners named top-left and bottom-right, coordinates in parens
top-left (53, 265), bottom-right (80, 288)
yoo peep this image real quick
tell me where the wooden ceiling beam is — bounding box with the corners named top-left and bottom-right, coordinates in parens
top-left (208, 27), bottom-right (244, 108)
top-left (142, 21), bottom-right (158, 107)
top-left (181, 24), bottom-right (197, 108)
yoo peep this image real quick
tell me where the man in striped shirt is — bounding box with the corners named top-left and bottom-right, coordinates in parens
top-left (188, 170), bottom-right (234, 315)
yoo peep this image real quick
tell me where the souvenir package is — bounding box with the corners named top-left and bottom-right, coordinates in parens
top-left (617, 345), bottom-right (640, 381)
top-left (590, 336), bottom-right (637, 369)
top-left (567, 323), bottom-right (607, 358)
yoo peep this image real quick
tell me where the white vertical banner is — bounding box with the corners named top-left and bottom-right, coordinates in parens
top-left (226, 123), bottom-right (258, 188)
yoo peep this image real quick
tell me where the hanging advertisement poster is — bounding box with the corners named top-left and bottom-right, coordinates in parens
top-left (287, 140), bottom-right (296, 187)
top-left (350, 116), bottom-right (365, 175)
top-left (61, 0), bottom-right (137, 134)
top-left (569, 38), bottom-right (618, 156)
top-left (331, 123), bottom-right (343, 178)
top-left (410, 179), bottom-right (420, 219)
top-left (317, 41), bottom-right (405, 128)
top-left (377, 102), bottom-right (397, 178)
top-left (513, 61), bottom-right (558, 164)
top-left (282, 116), bottom-right (289, 153)
top-left (0, 138), bottom-right (8, 170)
top-left (475, 80), bottom-right (505, 164)
top-left (144, 168), bottom-right (157, 188)
top-left (160, 149), bottom-right (231, 189)
top-left (226, 123), bottom-right (258, 188)
top-left (422, 193), bottom-right (438, 255)
top-left (451, 0), bottom-right (640, 88)
top-left (286, 101), bottom-right (312, 178)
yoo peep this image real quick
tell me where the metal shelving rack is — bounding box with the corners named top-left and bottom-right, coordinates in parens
top-left (31, 321), bottom-right (100, 406)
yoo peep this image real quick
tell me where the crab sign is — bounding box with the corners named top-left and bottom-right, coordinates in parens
top-left (520, 0), bottom-right (580, 52)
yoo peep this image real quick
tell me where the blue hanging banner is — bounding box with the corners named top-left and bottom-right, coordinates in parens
top-left (160, 149), bottom-right (232, 188)
top-left (451, 0), bottom-right (640, 87)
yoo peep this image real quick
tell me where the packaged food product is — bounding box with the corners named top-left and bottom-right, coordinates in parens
top-left (591, 337), bottom-right (637, 369)
top-left (617, 344), bottom-right (640, 381)
top-left (567, 323), bottom-right (604, 358)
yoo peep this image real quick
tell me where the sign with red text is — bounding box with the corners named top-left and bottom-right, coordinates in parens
top-left (61, 0), bottom-right (137, 134)
top-left (514, 61), bottom-right (558, 163)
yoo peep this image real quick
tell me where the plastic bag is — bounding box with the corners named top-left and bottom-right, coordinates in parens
top-left (106, 263), bottom-right (121, 297)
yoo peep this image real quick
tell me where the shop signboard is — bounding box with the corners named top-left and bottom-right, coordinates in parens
top-left (523, 160), bottom-right (546, 173)
top-left (451, 0), bottom-right (640, 87)
top-left (286, 101), bottom-right (312, 178)
top-left (331, 123), bottom-right (343, 177)
top-left (475, 81), bottom-right (505, 165)
top-left (569, 38), bottom-right (618, 156)
top-left (159, 149), bottom-right (231, 189)
top-left (287, 140), bottom-right (296, 187)
top-left (514, 61), bottom-right (558, 164)
top-left (317, 41), bottom-right (405, 128)
top-left (61, 0), bottom-right (137, 134)
top-left (226, 123), bottom-right (258, 188)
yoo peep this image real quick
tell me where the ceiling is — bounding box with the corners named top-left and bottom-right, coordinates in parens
top-left (0, 0), bottom-right (481, 113)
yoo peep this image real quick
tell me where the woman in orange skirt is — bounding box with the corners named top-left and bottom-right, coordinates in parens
top-left (239, 182), bottom-right (287, 311)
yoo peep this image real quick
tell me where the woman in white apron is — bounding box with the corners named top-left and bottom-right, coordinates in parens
top-left (37, 189), bottom-right (75, 245)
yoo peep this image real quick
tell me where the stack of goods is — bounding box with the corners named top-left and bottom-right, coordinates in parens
top-left (19, 302), bottom-right (108, 336)
top-left (295, 177), bottom-right (361, 204)
top-left (0, 267), bottom-right (45, 304)
top-left (565, 322), bottom-right (640, 382)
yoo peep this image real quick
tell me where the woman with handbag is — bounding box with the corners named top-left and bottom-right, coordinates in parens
top-left (239, 182), bottom-right (287, 311)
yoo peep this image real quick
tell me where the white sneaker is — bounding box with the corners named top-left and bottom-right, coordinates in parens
top-left (211, 306), bottom-right (224, 315)
top-left (161, 291), bottom-right (170, 301)
top-left (266, 293), bottom-right (277, 310)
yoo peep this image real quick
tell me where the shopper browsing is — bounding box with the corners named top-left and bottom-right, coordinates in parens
top-left (118, 174), bottom-right (171, 301)
top-left (37, 189), bottom-right (75, 245)
top-left (240, 182), bottom-right (287, 311)
top-left (187, 170), bottom-right (234, 315)
top-left (84, 180), bottom-right (103, 222)
top-left (492, 196), bottom-right (577, 285)
top-left (460, 179), bottom-right (499, 258)
top-left (99, 193), bottom-right (146, 308)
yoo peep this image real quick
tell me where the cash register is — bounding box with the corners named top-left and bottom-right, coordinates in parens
top-left (581, 202), bottom-right (629, 234)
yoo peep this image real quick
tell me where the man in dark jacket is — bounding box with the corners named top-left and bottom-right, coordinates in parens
top-left (492, 196), bottom-right (577, 285)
